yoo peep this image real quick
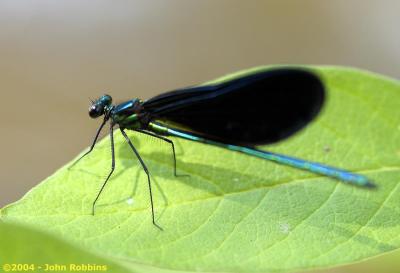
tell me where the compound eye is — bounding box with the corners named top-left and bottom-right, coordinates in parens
top-left (89, 104), bottom-right (103, 118)
top-left (102, 94), bottom-right (112, 106)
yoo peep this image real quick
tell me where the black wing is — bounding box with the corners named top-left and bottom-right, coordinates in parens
top-left (143, 68), bottom-right (325, 146)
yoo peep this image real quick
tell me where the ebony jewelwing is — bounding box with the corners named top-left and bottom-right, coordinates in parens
top-left (70, 67), bottom-right (375, 229)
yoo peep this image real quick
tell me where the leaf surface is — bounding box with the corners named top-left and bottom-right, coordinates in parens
top-left (0, 222), bottom-right (129, 272)
top-left (1, 66), bottom-right (400, 273)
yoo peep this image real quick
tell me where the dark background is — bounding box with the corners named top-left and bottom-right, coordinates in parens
top-left (1, 1), bottom-right (399, 272)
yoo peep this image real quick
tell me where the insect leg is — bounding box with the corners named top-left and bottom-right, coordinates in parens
top-left (135, 129), bottom-right (188, 177)
top-left (92, 122), bottom-right (115, 215)
top-left (69, 117), bottom-right (108, 169)
top-left (120, 128), bottom-right (163, 230)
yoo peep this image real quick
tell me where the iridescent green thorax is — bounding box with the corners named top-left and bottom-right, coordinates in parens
top-left (110, 98), bottom-right (145, 129)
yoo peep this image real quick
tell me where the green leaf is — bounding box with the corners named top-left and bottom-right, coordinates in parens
top-left (0, 221), bottom-right (129, 272)
top-left (1, 66), bottom-right (400, 273)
